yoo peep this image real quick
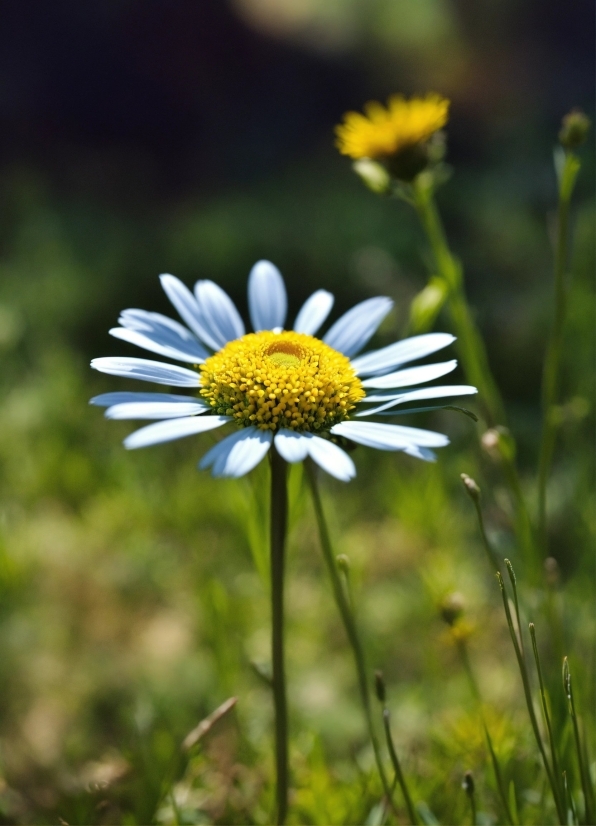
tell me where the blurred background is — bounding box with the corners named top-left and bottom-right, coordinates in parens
top-left (0, 1), bottom-right (593, 823)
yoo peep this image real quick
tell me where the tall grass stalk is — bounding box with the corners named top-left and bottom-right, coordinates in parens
top-left (563, 657), bottom-right (596, 824)
top-left (410, 178), bottom-right (534, 567)
top-left (270, 448), bottom-right (289, 824)
top-left (305, 460), bottom-right (396, 814)
top-left (528, 623), bottom-right (562, 802)
top-left (497, 572), bottom-right (566, 823)
top-left (537, 149), bottom-right (581, 554)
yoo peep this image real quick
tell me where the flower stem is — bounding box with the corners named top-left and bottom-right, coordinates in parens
top-left (497, 572), bottom-right (566, 823)
top-left (411, 179), bottom-right (536, 570)
top-left (537, 150), bottom-right (581, 554)
top-left (270, 447), bottom-right (289, 825)
top-left (382, 707), bottom-right (419, 824)
top-left (305, 461), bottom-right (396, 812)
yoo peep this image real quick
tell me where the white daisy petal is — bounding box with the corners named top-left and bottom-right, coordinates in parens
top-left (105, 401), bottom-right (209, 420)
top-left (361, 360), bottom-right (457, 389)
top-left (90, 391), bottom-right (196, 406)
top-left (194, 280), bottom-right (245, 347)
top-left (274, 429), bottom-right (310, 463)
top-left (159, 273), bottom-right (222, 351)
top-left (248, 260), bottom-right (288, 331)
top-left (331, 420), bottom-right (449, 449)
top-left (124, 415), bottom-right (230, 450)
top-left (293, 290), bottom-right (334, 336)
top-left (118, 309), bottom-right (209, 359)
top-left (306, 436), bottom-right (356, 482)
top-left (323, 297), bottom-right (393, 357)
top-left (351, 332), bottom-right (456, 376)
top-left (109, 326), bottom-right (207, 364)
top-left (91, 357), bottom-right (201, 387)
top-left (200, 427), bottom-right (273, 477)
top-left (403, 445), bottom-right (437, 462)
top-left (358, 385), bottom-right (478, 416)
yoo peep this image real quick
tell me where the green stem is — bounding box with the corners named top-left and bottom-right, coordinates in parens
top-left (270, 448), bottom-right (289, 825)
top-left (412, 181), bottom-right (536, 570)
top-left (563, 657), bottom-right (596, 824)
top-left (305, 461), bottom-right (396, 812)
top-left (528, 623), bottom-right (562, 805)
top-left (537, 150), bottom-right (581, 554)
top-left (497, 573), bottom-right (566, 823)
top-left (412, 179), bottom-right (505, 427)
top-left (382, 708), bottom-right (419, 824)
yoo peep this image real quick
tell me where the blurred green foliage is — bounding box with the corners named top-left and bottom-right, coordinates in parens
top-left (0, 0), bottom-right (593, 822)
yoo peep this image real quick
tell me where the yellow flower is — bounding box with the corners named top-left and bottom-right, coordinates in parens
top-left (335, 94), bottom-right (450, 181)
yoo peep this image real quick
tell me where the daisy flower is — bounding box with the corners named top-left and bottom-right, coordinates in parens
top-left (90, 260), bottom-right (476, 481)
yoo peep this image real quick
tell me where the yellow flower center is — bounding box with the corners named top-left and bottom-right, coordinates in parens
top-left (335, 93), bottom-right (450, 160)
top-left (199, 331), bottom-right (365, 432)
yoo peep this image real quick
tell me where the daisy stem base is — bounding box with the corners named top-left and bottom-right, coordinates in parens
top-left (305, 460), bottom-right (397, 815)
top-left (270, 447), bottom-right (289, 825)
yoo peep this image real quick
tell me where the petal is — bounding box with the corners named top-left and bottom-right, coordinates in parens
top-left (194, 280), bottom-right (245, 348)
top-left (351, 333), bottom-right (456, 376)
top-left (248, 260), bottom-right (287, 331)
top-left (200, 427), bottom-right (273, 477)
top-left (105, 401), bottom-right (209, 420)
top-left (159, 273), bottom-right (222, 351)
top-left (90, 391), bottom-right (196, 406)
top-left (109, 326), bottom-right (208, 364)
top-left (331, 420), bottom-right (449, 449)
top-left (293, 290), bottom-right (334, 336)
top-left (274, 429), bottom-right (310, 463)
top-left (91, 357), bottom-right (201, 387)
top-left (358, 385), bottom-right (478, 416)
top-left (323, 297), bottom-right (393, 357)
top-left (403, 445), bottom-right (437, 462)
top-left (118, 309), bottom-right (208, 359)
top-left (306, 436), bottom-right (356, 482)
top-left (124, 415), bottom-right (230, 450)
top-left (361, 360), bottom-right (457, 389)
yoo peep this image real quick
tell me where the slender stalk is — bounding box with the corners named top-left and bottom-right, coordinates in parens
top-left (457, 638), bottom-right (515, 824)
top-left (497, 573), bottom-right (566, 823)
top-left (505, 559), bottom-right (525, 659)
top-left (412, 182), bottom-right (535, 570)
top-left (411, 178), bottom-right (505, 426)
top-left (563, 657), bottom-right (596, 824)
top-left (270, 448), bottom-right (289, 825)
top-left (305, 461), bottom-right (396, 811)
top-left (537, 150), bottom-right (581, 554)
top-left (382, 707), bottom-right (419, 824)
top-left (528, 623), bottom-right (562, 801)
top-left (463, 772), bottom-right (477, 826)
top-left (460, 474), bottom-right (501, 574)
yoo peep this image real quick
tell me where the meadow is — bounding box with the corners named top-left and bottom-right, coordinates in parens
top-left (0, 2), bottom-right (593, 824)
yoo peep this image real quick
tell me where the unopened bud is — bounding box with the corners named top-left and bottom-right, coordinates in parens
top-left (559, 109), bottom-right (590, 149)
top-left (353, 159), bottom-right (391, 194)
top-left (481, 426), bottom-right (515, 462)
top-left (544, 556), bottom-right (560, 587)
top-left (460, 473), bottom-right (481, 503)
top-left (462, 770), bottom-right (475, 796)
top-left (562, 656), bottom-right (571, 700)
top-left (374, 670), bottom-right (386, 703)
top-left (440, 592), bottom-right (465, 627)
top-left (336, 554), bottom-right (350, 574)
top-left (409, 276), bottom-right (448, 333)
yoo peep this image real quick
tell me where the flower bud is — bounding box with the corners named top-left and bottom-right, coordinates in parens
top-left (336, 554), bottom-right (350, 574)
top-left (409, 276), bottom-right (448, 333)
top-left (559, 109), bottom-right (590, 149)
top-left (481, 426), bottom-right (515, 462)
top-left (440, 592), bottom-right (465, 627)
top-left (462, 770), bottom-right (475, 796)
top-left (544, 556), bottom-right (560, 587)
top-left (460, 473), bottom-right (481, 503)
top-left (352, 159), bottom-right (391, 194)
